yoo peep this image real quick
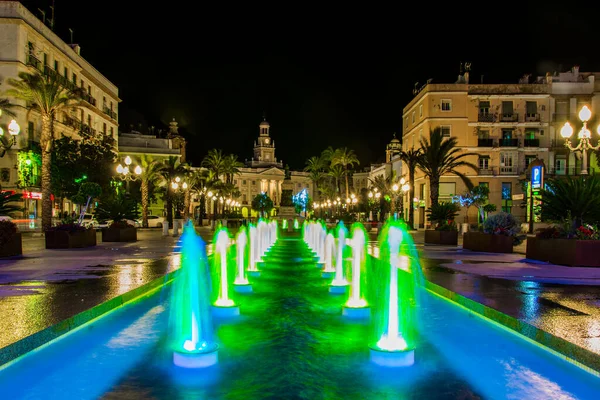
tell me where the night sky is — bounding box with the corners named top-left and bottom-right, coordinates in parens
top-left (18, 0), bottom-right (600, 169)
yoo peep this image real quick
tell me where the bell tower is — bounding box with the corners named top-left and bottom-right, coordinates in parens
top-left (386, 132), bottom-right (402, 163)
top-left (251, 114), bottom-right (280, 167)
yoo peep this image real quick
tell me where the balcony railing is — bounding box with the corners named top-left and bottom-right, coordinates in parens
top-left (103, 106), bottom-right (118, 120)
top-left (477, 138), bottom-right (494, 147)
top-left (523, 138), bottom-right (540, 147)
top-left (500, 113), bottom-right (518, 122)
top-left (26, 54), bottom-right (41, 70)
top-left (478, 168), bottom-right (495, 176)
top-left (525, 113), bottom-right (540, 122)
top-left (499, 166), bottom-right (519, 175)
top-left (499, 138), bottom-right (519, 147)
top-left (547, 167), bottom-right (595, 176)
top-left (477, 113), bottom-right (496, 123)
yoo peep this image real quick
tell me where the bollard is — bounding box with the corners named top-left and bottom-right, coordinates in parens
top-left (162, 221), bottom-right (170, 236)
top-left (172, 220), bottom-right (180, 236)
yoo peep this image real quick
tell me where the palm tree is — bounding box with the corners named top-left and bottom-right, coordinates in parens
top-left (304, 155), bottom-right (328, 201)
top-left (138, 155), bottom-right (162, 228)
top-left (157, 156), bottom-right (187, 226)
top-left (399, 148), bottom-right (423, 229)
top-left (328, 164), bottom-right (344, 195)
top-left (331, 147), bottom-right (360, 199)
top-left (223, 153), bottom-right (244, 185)
top-left (541, 176), bottom-right (600, 230)
top-left (417, 128), bottom-right (477, 207)
top-left (201, 149), bottom-right (226, 180)
top-left (6, 71), bottom-right (82, 231)
top-left (188, 168), bottom-right (210, 223)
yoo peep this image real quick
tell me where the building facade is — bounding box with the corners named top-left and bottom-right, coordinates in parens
top-left (0, 1), bottom-right (119, 221)
top-left (401, 66), bottom-right (600, 229)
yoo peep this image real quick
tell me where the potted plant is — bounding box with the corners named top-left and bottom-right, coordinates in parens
top-left (96, 193), bottom-right (139, 242)
top-left (45, 219), bottom-right (97, 248)
top-left (425, 201), bottom-right (460, 245)
top-left (0, 190), bottom-right (24, 257)
top-left (526, 176), bottom-right (600, 266)
top-left (463, 212), bottom-right (523, 253)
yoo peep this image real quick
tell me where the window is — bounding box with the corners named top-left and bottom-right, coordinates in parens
top-left (479, 100), bottom-right (490, 114)
top-left (405, 118), bottom-right (408, 128)
top-left (80, 79), bottom-right (84, 88)
top-left (412, 111), bottom-right (415, 123)
top-left (63, 67), bottom-right (68, 78)
top-left (54, 60), bottom-right (58, 71)
top-left (0, 168), bottom-right (9, 183)
top-left (252, 180), bottom-right (256, 185)
top-left (526, 101), bottom-right (537, 116)
top-left (501, 182), bottom-right (512, 213)
top-left (88, 85), bottom-right (91, 95)
top-left (43, 53), bottom-right (48, 67)
top-left (419, 128), bottom-right (423, 142)
top-left (524, 130), bottom-right (536, 140)
top-left (242, 194), bottom-right (247, 203)
top-left (109, 127), bottom-right (114, 136)
top-left (419, 104), bottom-right (423, 117)
top-left (419, 183), bottom-right (425, 200)
top-left (234, 180), bottom-right (237, 185)
top-left (479, 156), bottom-right (490, 170)
top-left (502, 129), bottom-right (512, 139)
top-left (102, 123), bottom-right (107, 134)
top-left (555, 156), bottom-right (566, 175)
top-left (439, 182), bottom-right (456, 199)
top-left (87, 115), bottom-right (91, 127)
top-left (72, 73), bottom-right (77, 84)
top-left (500, 152), bottom-right (516, 174)
top-left (110, 101), bottom-right (113, 111)
top-left (440, 125), bottom-right (451, 138)
top-left (478, 129), bottom-right (490, 138)
top-left (441, 99), bottom-right (452, 111)
top-left (27, 121), bottom-right (34, 144)
top-left (525, 155), bottom-right (536, 168)
top-left (242, 180), bottom-right (247, 185)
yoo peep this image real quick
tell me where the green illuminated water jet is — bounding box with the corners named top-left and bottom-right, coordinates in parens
top-left (170, 221), bottom-right (218, 368)
top-left (212, 228), bottom-right (239, 317)
top-left (370, 219), bottom-right (417, 367)
top-left (330, 221), bottom-right (349, 293)
top-left (322, 232), bottom-right (336, 278)
top-left (247, 224), bottom-right (259, 276)
top-left (294, 218), bottom-right (299, 230)
top-left (233, 226), bottom-right (252, 293)
top-left (343, 222), bottom-right (369, 318)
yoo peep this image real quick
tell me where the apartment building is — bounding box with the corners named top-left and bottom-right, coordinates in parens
top-left (401, 66), bottom-right (600, 229)
top-left (0, 1), bottom-right (119, 219)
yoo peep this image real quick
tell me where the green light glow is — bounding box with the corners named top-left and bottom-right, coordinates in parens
top-left (282, 219), bottom-right (288, 229)
top-left (213, 228), bottom-right (235, 307)
top-left (332, 221), bottom-right (348, 286)
top-left (169, 222), bottom-right (215, 354)
top-left (345, 222), bottom-right (368, 308)
top-left (323, 232), bottom-right (335, 273)
top-left (248, 224), bottom-right (258, 272)
top-left (294, 219), bottom-right (299, 229)
top-left (371, 219), bottom-right (417, 352)
top-left (234, 226), bottom-right (249, 285)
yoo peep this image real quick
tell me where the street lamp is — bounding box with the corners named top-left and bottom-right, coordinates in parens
top-left (560, 105), bottom-right (600, 175)
top-left (0, 118), bottom-right (21, 156)
top-left (115, 156), bottom-right (142, 191)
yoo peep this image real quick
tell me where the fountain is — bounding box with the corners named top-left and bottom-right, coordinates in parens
top-left (211, 228), bottom-right (240, 317)
top-left (282, 219), bottom-right (288, 230)
top-left (233, 226), bottom-right (252, 293)
top-left (343, 222), bottom-right (370, 319)
top-left (247, 224), bottom-right (260, 277)
top-left (293, 218), bottom-right (299, 230)
top-left (321, 232), bottom-right (336, 278)
top-left (369, 219), bottom-right (416, 367)
top-left (329, 221), bottom-right (349, 294)
top-left (170, 221), bottom-right (218, 368)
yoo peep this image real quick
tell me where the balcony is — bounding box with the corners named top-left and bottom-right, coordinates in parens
top-left (523, 138), bottom-right (540, 147)
top-left (103, 106), bottom-right (118, 120)
top-left (499, 138), bottom-right (519, 147)
top-left (478, 167), bottom-right (495, 176)
top-left (500, 113), bottom-right (518, 122)
top-left (500, 166), bottom-right (519, 175)
top-left (477, 138), bottom-right (494, 147)
top-left (547, 167), bottom-right (595, 176)
top-left (81, 92), bottom-right (97, 107)
top-left (478, 113), bottom-right (496, 123)
top-left (525, 113), bottom-right (540, 122)
top-left (26, 54), bottom-right (41, 70)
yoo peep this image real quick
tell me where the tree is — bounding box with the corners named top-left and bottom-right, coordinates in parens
top-left (331, 147), bottom-right (360, 199)
top-left (201, 149), bottom-right (226, 180)
top-left (6, 71), bottom-right (82, 231)
top-left (0, 191), bottom-right (23, 216)
top-left (328, 164), bottom-right (344, 195)
top-left (541, 176), bottom-right (600, 230)
top-left (399, 148), bottom-right (422, 230)
top-left (223, 153), bottom-right (244, 185)
top-left (157, 156), bottom-right (187, 226)
top-left (96, 192), bottom-right (140, 224)
top-left (139, 155), bottom-right (162, 228)
top-left (252, 192), bottom-right (274, 218)
top-left (453, 185), bottom-right (496, 225)
top-left (71, 182), bottom-right (102, 224)
top-left (417, 127), bottom-right (478, 207)
top-left (188, 168), bottom-right (210, 223)
top-left (304, 155), bottom-right (327, 201)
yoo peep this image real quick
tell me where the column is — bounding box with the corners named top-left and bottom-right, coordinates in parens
top-left (270, 180), bottom-right (276, 205)
top-left (277, 180), bottom-right (283, 206)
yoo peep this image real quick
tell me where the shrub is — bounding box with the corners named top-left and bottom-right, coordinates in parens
top-left (109, 220), bottom-right (135, 229)
top-left (483, 212), bottom-right (524, 245)
top-left (0, 220), bottom-right (17, 247)
top-left (427, 201), bottom-right (460, 231)
top-left (46, 223), bottom-right (88, 233)
top-left (96, 193), bottom-right (139, 224)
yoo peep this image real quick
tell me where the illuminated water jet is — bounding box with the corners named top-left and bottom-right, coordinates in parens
top-left (170, 222), bottom-right (218, 368)
top-left (247, 224), bottom-right (260, 277)
top-left (330, 221), bottom-right (349, 294)
top-left (233, 226), bottom-right (252, 293)
top-left (212, 228), bottom-right (239, 317)
top-left (343, 222), bottom-right (370, 319)
top-left (322, 232), bottom-right (336, 278)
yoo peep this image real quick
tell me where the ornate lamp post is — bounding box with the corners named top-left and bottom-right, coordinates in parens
top-left (0, 117), bottom-right (21, 157)
top-left (115, 155), bottom-right (142, 191)
top-left (392, 178), bottom-right (410, 220)
top-left (171, 176), bottom-right (190, 220)
top-left (560, 105), bottom-right (600, 175)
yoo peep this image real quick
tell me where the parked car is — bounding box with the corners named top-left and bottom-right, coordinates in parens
top-left (105, 219), bottom-right (141, 228)
top-left (137, 215), bottom-right (165, 228)
top-left (81, 213), bottom-right (99, 229)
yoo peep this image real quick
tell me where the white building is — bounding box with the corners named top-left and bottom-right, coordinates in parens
top-left (0, 1), bottom-right (119, 220)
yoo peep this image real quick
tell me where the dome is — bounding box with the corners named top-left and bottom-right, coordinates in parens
top-left (259, 120), bottom-right (270, 128)
top-left (390, 137), bottom-right (400, 144)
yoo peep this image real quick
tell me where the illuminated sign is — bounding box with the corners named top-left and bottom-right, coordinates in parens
top-left (22, 191), bottom-right (42, 199)
top-left (531, 165), bottom-right (543, 190)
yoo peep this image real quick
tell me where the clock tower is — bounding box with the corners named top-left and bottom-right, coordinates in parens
top-left (249, 115), bottom-right (282, 168)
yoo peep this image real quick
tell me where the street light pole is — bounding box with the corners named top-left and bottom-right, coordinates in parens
top-left (560, 105), bottom-right (600, 175)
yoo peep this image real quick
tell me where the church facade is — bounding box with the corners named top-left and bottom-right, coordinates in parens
top-left (235, 117), bottom-right (314, 218)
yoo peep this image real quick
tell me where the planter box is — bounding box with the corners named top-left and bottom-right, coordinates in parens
top-left (0, 232), bottom-right (22, 257)
top-left (526, 237), bottom-right (600, 267)
top-left (45, 229), bottom-right (97, 249)
top-left (463, 231), bottom-right (513, 253)
top-left (425, 229), bottom-right (458, 245)
top-left (102, 227), bottom-right (137, 242)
